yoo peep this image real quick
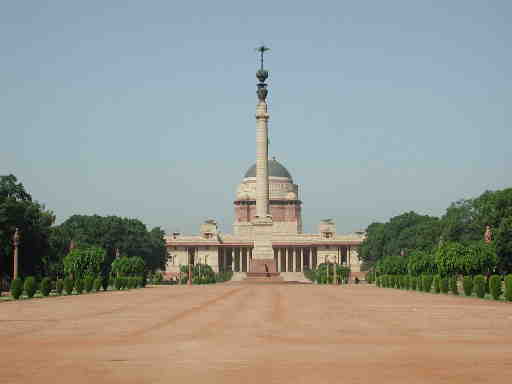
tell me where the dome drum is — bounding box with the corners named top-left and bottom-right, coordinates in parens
top-left (234, 158), bottom-right (302, 234)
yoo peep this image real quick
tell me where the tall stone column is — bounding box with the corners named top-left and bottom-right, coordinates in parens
top-left (251, 58), bottom-right (274, 264)
top-left (255, 101), bottom-right (269, 219)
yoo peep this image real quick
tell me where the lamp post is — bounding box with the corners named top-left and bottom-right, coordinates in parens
top-left (12, 228), bottom-right (20, 280)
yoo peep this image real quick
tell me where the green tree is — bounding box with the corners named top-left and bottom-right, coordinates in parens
top-left (63, 246), bottom-right (105, 280)
top-left (360, 212), bottom-right (441, 269)
top-left (495, 217), bottom-right (512, 273)
top-left (0, 175), bottom-right (55, 280)
top-left (111, 256), bottom-right (145, 277)
top-left (52, 215), bottom-right (166, 278)
top-left (407, 250), bottom-right (437, 276)
top-left (435, 242), bottom-right (464, 277)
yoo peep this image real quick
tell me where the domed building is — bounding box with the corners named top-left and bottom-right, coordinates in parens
top-left (234, 157), bottom-right (302, 235)
top-left (164, 57), bottom-right (365, 282)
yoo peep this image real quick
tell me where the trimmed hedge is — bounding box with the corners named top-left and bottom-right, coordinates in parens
top-left (440, 277), bottom-right (449, 293)
top-left (40, 277), bottom-right (51, 297)
top-left (56, 279), bottom-right (64, 295)
top-left (433, 275), bottom-right (441, 293)
top-left (403, 275), bottom-right (410, 289)
top-left (24, 277), bottom-right (37, 298)
top-left (93, 276), bottom-right (102, 291)
top-left (474, 275), bottom-right (486, 298)
top-left (75, 279), bottom-right (84, 294)
top-left (505, 274), bottom-right (512, 302)
top-left (11, 278), bottom-right (23, 300)
top-left (462, 276), bottom-right (473, 297)
top-left (64, 277), bottom-right (74, 295)
top-left (84, 276), bottom-right (94, 293)
top-left (422, 275), bottom-right (433, 293)
top-left (449, 276), bottom-right (459, 295)
top-left (489, 275), bottom-right (502, 300)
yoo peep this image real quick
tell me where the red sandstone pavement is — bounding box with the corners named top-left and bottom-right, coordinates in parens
top-left (1, 284), bottom-right (511, 383)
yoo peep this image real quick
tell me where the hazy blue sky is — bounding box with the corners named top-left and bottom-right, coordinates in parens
top-left (1, 1), bottom-right (510, 235)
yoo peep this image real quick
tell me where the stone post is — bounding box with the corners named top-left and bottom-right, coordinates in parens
top-left (12, 228), bottom-right (20, 280)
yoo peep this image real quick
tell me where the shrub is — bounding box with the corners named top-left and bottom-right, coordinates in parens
top-left (64, 277), bottom-right (74, 295)
top-left (474, 275), bottom-right (486, 298)
top-left (24, 276), bottom-right (37, 299)
top-left (115, 277), bottom-right (123, 290)
top-left (449, 276), bottom-right (459, 295)
top-left (40, 277), bottom-right (51, 297)
top-left (102, 276), bottom-right (109, 291)
top-left (84, 276), bottom-right (94, 293)
top-left (433, 275), bottom-right (441, 293)
top-left (485, 276), bottom-right (490, 295)
top-left (93, 276), bottom-right (102, 291)
top-left (56, 279), bottom-right (64, 295)
top-left (410, 276), bottom-right (417, 290)
top-left (11, 278), bottom-right (23, 300)
top-left (417, 276), bottom-right (423, 291)
top-left (142, 274), bottom-right (147, 287)
top-left (75, 279), bottom-right (84, 294)
top-left (505, 275), bottom-right (512, 302)
top-left (489, 275), bottom-right (502, 300)
top-left (440, 277), bottom-right (449, 293)
top-left (422, 275), bottom-right (433, 293)
top-left (462, 276), bottom-right (473, 297)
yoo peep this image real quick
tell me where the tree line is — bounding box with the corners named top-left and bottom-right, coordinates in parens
top-left (0, 174), bottom-right (167, 286)
top-left (360, 187), bottom-right (512, 275)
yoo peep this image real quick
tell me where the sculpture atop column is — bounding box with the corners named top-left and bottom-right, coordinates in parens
top-left (254, 45), bottom-right (271, 220)
top-left (484, 225), bottom-right (492, 243)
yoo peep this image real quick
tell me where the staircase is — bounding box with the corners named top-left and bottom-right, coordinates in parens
top-left (244, 258), bottom-right (283, 283)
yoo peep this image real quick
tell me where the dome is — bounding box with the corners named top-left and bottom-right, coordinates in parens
top-left (244, 158), bottom-right (293, 181)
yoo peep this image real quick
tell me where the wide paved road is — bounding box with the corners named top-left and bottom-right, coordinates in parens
top-left (1, 283), bottom-right (511, 383)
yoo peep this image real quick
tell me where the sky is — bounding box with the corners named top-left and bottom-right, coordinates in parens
top-left (1, 0), bottom-right (510, 235)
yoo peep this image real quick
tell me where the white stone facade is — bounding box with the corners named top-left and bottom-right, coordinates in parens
top-left (164, 66), bottom-right (365, 281)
